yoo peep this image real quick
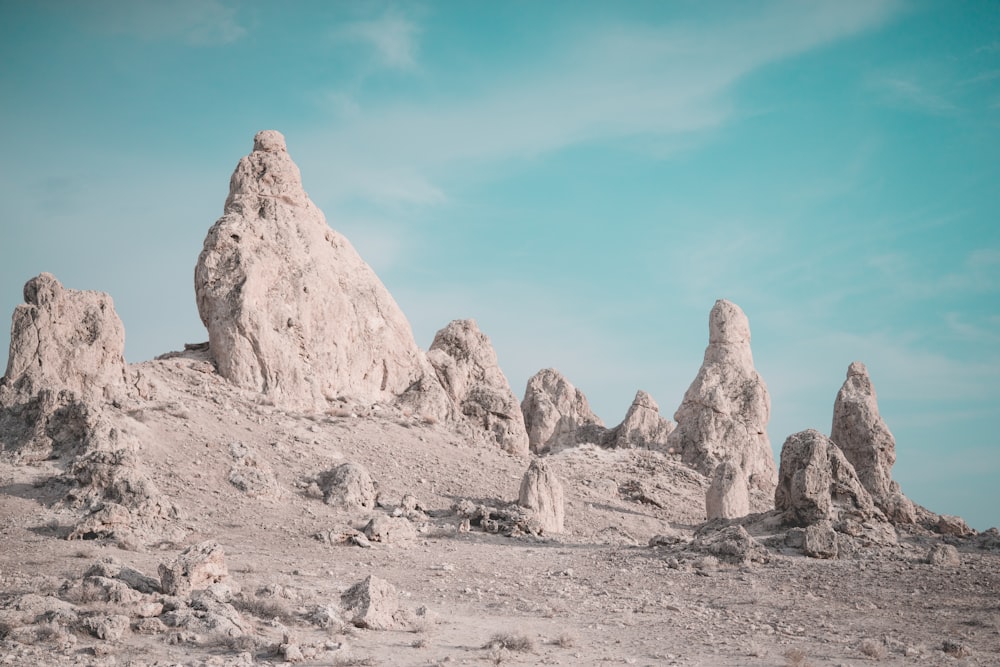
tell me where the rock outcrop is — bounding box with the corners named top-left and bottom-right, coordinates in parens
top-left (831, 362), bottom-right (914, 523)
top-left (341, 575), bottom-right (399, 630)
top-left (666, 300), bottom-right (777, 502)
top-left (318, 462), bottom-right (377, 510)
top-left (158, 542), bottom-right (229, 597)
top-left (705, 460), bottom-right (749, 520)
top-left (607, 390), bottom-right (674, 450)
top-left (517, 459), bottom-right (565, 534)
top-left (0, 273), bottom-right (133, 459)
top-left (775, 429), bottom-right (876, 527)
top-left (521, 368), bottom-right (605, 454)
top-left (194, 130), bottom-right (446, 415)
top-left (427, 319), bottom-right (528, 456)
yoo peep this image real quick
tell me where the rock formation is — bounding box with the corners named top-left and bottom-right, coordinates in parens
top-left (521, 368), bottom-right (605, 454)
top-left (427, 319), bottom-right (528, 456)
top-left (158, 542), bottom-right (229, 597)
top-left (666, 300), bottom-right (777, 501)
top-left (774, 429), bottom-right (876, 527)
top-left (194, 130), bottom-right (446, 415)
top-left (341, 575), bottom-right (399, 630)
top-left (607, 390), bottom-right (675, 450)
top-left (318, 462), bottom-right (377, 510)
top-left (0, 273), bottom-right (133, 459)
top-left (517, 459), bottom-right (565, 533)
top-left (831, 362), bottom-right (914, 523)
top-left (705, 460), bottom-right (749, 520)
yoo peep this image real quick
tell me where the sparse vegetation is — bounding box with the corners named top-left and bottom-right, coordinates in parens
top-left (331, 656), bottom-right (376, 667)
top-left (783, 647), bottom-right (812, 667)
top-left (231, 594), bottom-right (296, 624)
top-left (484, 632), bottom-right (534, 652)
top-left (861, 638), bottom-right (887, 660)
top-left (554, 631), bottom-right (577, 648)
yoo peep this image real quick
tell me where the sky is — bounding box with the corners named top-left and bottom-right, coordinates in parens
top-left (1, 1), bottom-right (998, 529)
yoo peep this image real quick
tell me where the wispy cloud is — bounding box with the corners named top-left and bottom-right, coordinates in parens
top-left (93, 0), bottom-right (246, 45)
top-left (873, 76), bottom-right (958, 114)
top-left (306, 1), bottom-right (900, 208)
top-left (334, 8), bottom-right (420, 72)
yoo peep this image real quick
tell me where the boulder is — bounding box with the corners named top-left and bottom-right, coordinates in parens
top-left (517, 458), bottom-right (565, 533)
top-left (606, 390), bottom-right (674, 450)
top-left (341, 575), bottom-right (398, 630)
top-left (774, 429), bottom-right (877, 527)
top-left (158, 542), bottom-right (229, 597)
top-left (925, 543), bottom-right (961, 566)
top-left (194, 130), bottom-right (447, 415)
top-left (831, 362), bottom-right (915, 523)
top-left (705, 460), bottom-right (749, 520)
top-left (802, 520), bottom-right (839, 559)
top-left (363, 515), bottom-right (417, 543)
top-left (937, 514), bottom-right (973, 537)
top-left (318, 462), bottom-right (377, 510)
top-left (666, 300), bottom-right (777, 502)
top-left (427, 319), bottom-right (528, 456)
top-left (521, 368), bottom-right (605, 454)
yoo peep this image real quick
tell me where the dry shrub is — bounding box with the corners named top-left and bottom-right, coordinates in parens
top-left (942, 640), bottom-right (970, 658)
top-left (231, 594), bottom-right (296, 624)
top-left (420, 414), bottom-right (438, 425)
top-left (332, 657), bottom-right (375, 666)
top-left (327, 407), bottom-right (353, 418)
top-left (555, 631), bottom-right (577, 648)
top-left (484, 632), bottom-right (534, 652)
top-left (783, 647), bottom-right (812, 667)
top-left (861, 638), bottom-right (887, 660)
top-left (199, 632), bottom-right (261, 652)
top-left (411, 637), bottom-right (429, 648)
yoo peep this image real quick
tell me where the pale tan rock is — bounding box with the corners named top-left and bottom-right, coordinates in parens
top-left (831, 361), bottom-right (915, 523)
top-left (802, 520), bottom-right (839, 559)
top-left (774, 429), bottom-right (876, 527)
top-left (937, 514), bottom-right (973, 537)
top-left (517, 459), bottom-right (565, 533)
top-left (341, 575), bottom-right (398, 630)
top-left (319, 462), bottom-right (377, 510)
top-left (705, 460), bottom-right (749, 520)
top-left (2, 273), bottom-right (131, 405)
top-left (925, 543), bottom-right (961, 566)
top-left (195, 130), bottom-right (447, 415)
top-left (521, 368), bottom-right (605, 454)
top-left (607, 390), bottom-right (675, 450)
top-left (427, 319), bottom-right (528, 456)
top-left (363, 515), bottom-right (417, 543)
top-left (667, 300), bottom-right (777, 503)
top-left (158, 542), bottom-right (229, 597)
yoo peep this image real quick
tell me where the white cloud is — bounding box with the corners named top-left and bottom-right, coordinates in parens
top-left (335, 9), bottom-right (420, 72)
top-left (93, 0), bottom-right (246, 45)
top-left (874, 76), bottom-right (958, 114)
top-left (308, 1), bottom-right (900, 208)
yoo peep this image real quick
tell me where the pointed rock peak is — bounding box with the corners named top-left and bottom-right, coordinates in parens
top-left (847, 360), bottom-right (868, 378)
top-left (831, 361), bottom-right (913, 523)
top-left (196, 131), bottom-right (446, 414)
top-left (609, 389), bottom-right (674, 450)
top-left (428, 319), bottom-right (528, 456)
top-left (521, 368), bottom-right (604, 454)
top-left (630, 390), bottom-right (657, 410)
top-left (253, 129), bottom-right (287, 153)
top-left (668, 299), bottom-right (776, 505)
top-left (709, 299), bottom-right (751, 346)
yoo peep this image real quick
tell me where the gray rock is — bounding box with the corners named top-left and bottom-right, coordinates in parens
top-left (517, 458), bottom-right (565, 534)
top-left (667, 300), bottom-right (777, 502)
top-left (831, 361), bottom-right (915, 523)
top-left (319, 462), bottom-right (377, 510)
top-left (428, 319), bottom-right (528, 456)
top-left (159, 542), bottom-right (229, 597)
top-left (607, 390), bottom-right (674, 450)
top-left (802, 520), bottom-right (839, 559)
top-left (705, 460), bottom-right (750, 520)
top-left (774, 429), bottom-right (876, 527)
top-left (925, 543), bottom-right (961, 566)
top-left (195, 130), bottom-right (448, 415)
top-left (341, 575), bottom-right (398, 630)
top-left (363, 516), bottom-right (417, 543)
top-left (521, 368), bottom-right (605, 454)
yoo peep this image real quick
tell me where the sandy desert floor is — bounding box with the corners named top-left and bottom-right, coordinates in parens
top-left (2, 352), bottom-right (998, 666)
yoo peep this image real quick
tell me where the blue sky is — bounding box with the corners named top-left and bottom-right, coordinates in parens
top-left (1, 1), bottom-right (998, 529)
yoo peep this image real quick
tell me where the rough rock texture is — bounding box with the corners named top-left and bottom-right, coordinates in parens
top-left (831, 362), bottom-right (915, 523)
top-left (319, 462), bottom-right (377, 510)
top-left (158, 542), bottom-right (229, 597)
top-left (517, 459), bottom-right (565, 533)
top-left (926, 543), bottom-right (961, 566)
top-left (774, 429), bottom-right (877, 527)
top-left (194, 130), bottom-right (446, 414)
top-left (363, 516), bottom-right (417, 544)
top-left (427, 319), bottom-right (528, 456)
top-left (692, 525), bottom-right (769, 566)
top-left (521, 368), bottom-right (605, 454)
top-left (607, 390), bottom-right (675, 450)
top-left (705, 460), bottom-right (749, 520)
top-left (0, 274), bottom-right (133, 459)
top-left (666, 300), bottom-right (777, 502)
top-left (341, 575), bottom-right (398, 630)
top-left (802, 520), bottom-right (839, 559)
top-left (2, 273), bottom-right (131, 405)
top-left (937, 514), bottom-right (973, 537)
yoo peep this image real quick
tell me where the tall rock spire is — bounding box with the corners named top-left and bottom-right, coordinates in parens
top-left (667, 299), bottom-right (777, 505)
